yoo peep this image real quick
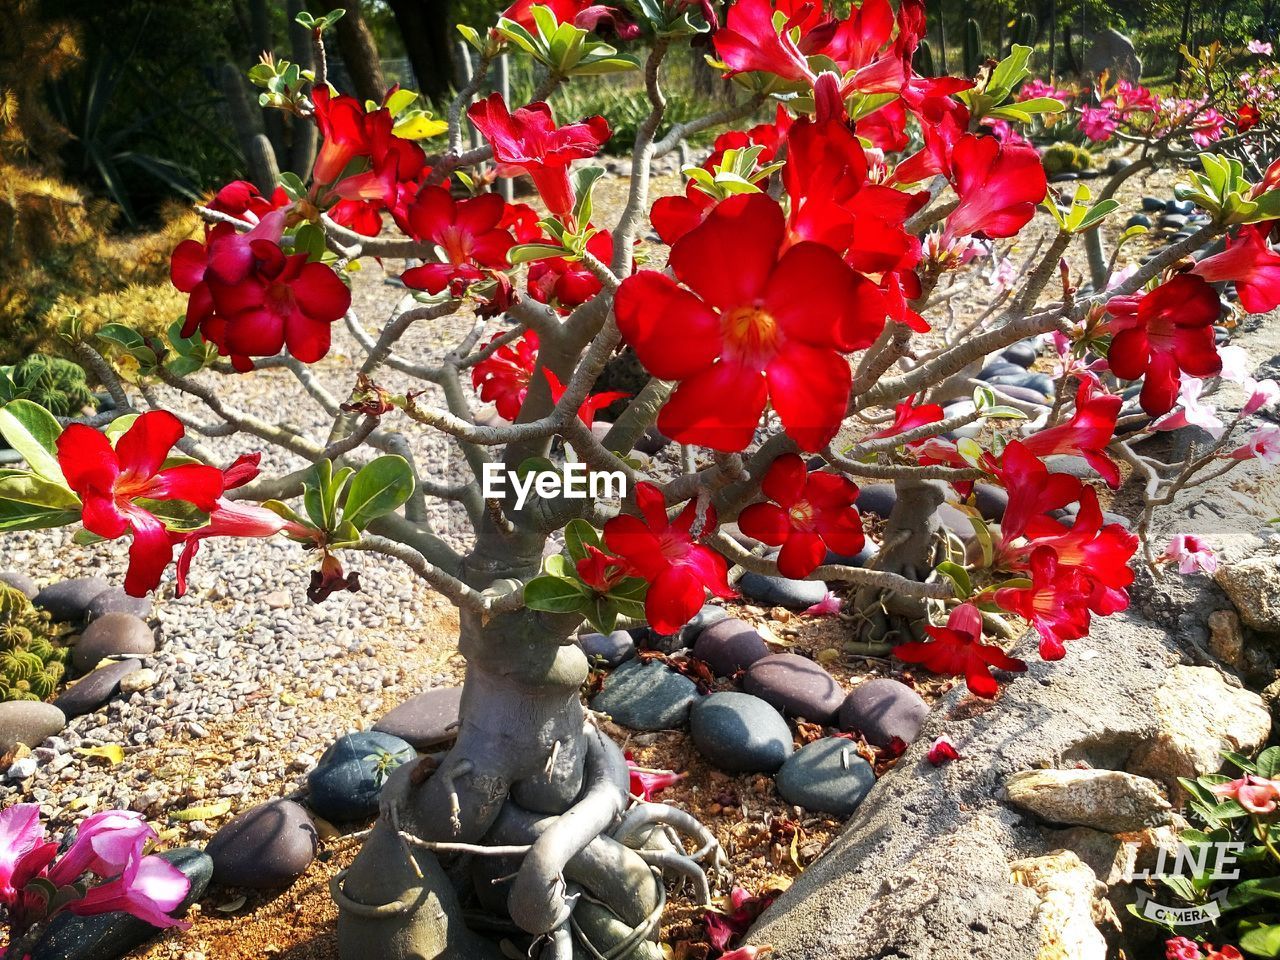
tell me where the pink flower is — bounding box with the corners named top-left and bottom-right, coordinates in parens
top-left (1229, 425), bottom-right (1280, 463)
top-left (1162, 534), bottom-right (1219, 575)
top-left (927, 736), bottom-right (959, 765)
top-left (803, 591), bottom-right (843, 617)
top-left (1150, 377), bottom-right (1225, 439)
top-left (0, 805), bottom-right (47, 907)
top-left (46, 811), bottom-right (154, 887)
top-left (1246, 379), bottom-right (1280, 415)
top-left (66, 851), bottom-right (190, 930)
top-left (1249, 39), bottom-right (1274, 55)
top-left (1210, 774), bottom-right (1280, 813)
top-left (625, 752), bottom-right (685, 801)
top-left (1079, 105), bottom-right (1119, 142)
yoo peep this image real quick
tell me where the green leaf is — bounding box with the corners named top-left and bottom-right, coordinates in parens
top-left (1075, 199), bottom-right (1121, 232)
top-left (342, 456), bottom-right (414, 530)
top-left (1228, 877), bottom-right (1280, 910)
top-left (1257, 746), bottom-right (1280, 779)
top-left (543, 553), bottom-right (572, 578)
top-left (564, 518), bottom-right (603, 564)
top-left (0, 470), bottom-right (79, 510)
top-left (1224, 750), bottom-right (1259, 774)
top-left (0, 401), bottom-right (66, 485)
top-left (524, 574), bottom-right (591, 614)
top-left (1241, 923), bottom-right (1280, 958)
top-left (509, 243), bottom-right (570, 265)
top-left (935, 560), bottom-right (973, 598)
top-left (571, 166), bottom-right (605, 228)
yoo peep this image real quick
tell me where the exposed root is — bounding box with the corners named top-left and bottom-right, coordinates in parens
top-left (612, 802), bottom-right (730, 874)
top-left (632, 849), bottom-right (712, 905)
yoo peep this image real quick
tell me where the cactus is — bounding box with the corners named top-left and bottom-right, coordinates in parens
top-left (1040, 141), bottom-right (1095, 175)
top-left (963, 18), bottom-right (983, 77)
top-left (1013, 13), bottom-right (1038, 49)
top-left (0, 585), bottom-right (70, 703)
top-left (914, 37), bottom-right (936, 78)
top-left (0, 354), bottom-right (94, 418)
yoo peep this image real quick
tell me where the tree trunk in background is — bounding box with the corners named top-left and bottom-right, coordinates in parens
top-left (249, 0), bottom-right (288, 162)
top-left (1176, 0), bottom-right (1194, 79)
top-left (388, 0), bottom-right (455, 105)
top-left (1047, 0), bottom-right (1057, 77)
top-left (331, 0), bottom-right (387, 102)
top-left (287, 0), bottom-right (318, 177)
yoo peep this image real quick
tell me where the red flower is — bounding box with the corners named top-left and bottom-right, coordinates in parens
top-left (543, 369), bottom-right (630, 427)
top-left (1236, 104), bottom-right (1261, 132)
top-left (471, 331), bottom-right (541, 420)
top-left (311, 87), bottom-right (372, 186)
top-left (1105, 273), bottom-right (1222, 416)
top-left (207, 180), bottom-right (289, 222)
top-left (927, 735), bottom-right (959, 765)
top-left (468, 95), bottom-right (610, 216)
top-left (499, 0), bottom-right (638, 39)
top-left (704, 886), bottom-right (778, 953)
top-left (603, 482), bottom-right (734, 634)
top-left (713, 0), bottom-right (816, 83)
top-left (400, 186), bottom-right (514, 296)
top-left (990, 440), bottom-right (1084, 541)
top-left (943, 134), bottom-right (1047, 242)
top-left (1193, 223), bottom-right (1280, 314)
top-left (893, 602), bottom-right (1026, 698)
top-left (56, 412), bottom-right (224, 597)
top-left (615, 193), bottom-right (886, 452)
top-left (1018, 379), bottom-right (1122, 487)
top-left (993, 546), bottom-right (1094, 661)
top-left (171, 212), bottom-right (350, 369)
top-left (624, 751), bottom-right (685, 800)
top-left (738, 453), bottom-right (863, 578)
top-left (864, 397), bottom-right (944, 443)
top-left (528, 230), bottom-right (613, 310)
top-left (576, 544), bottom-right (630, 593)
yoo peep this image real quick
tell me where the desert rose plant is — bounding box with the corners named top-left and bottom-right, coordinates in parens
top-left (2, 0), bottom-right (1280, 957)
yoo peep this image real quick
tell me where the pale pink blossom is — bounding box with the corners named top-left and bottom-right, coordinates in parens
top-left (804, 591), bottom-right (843, 617)
top-left (1229, 425), bottom-right (1280, 463)
top-left (0, 805), bottom-right (45, 906)
top-left (1211, 773), bottom-right (1280, 813)
top-left (1079, 105), bottom-right (1118, 142)
top-left (1249, 40), bottom-right (1274, 55)
top-left (1246, 379), bottom-right (1280, 415)
top-left (1161, 533), bottom-right (1219, 575)
top-left (1150, 377), bottom-right (1225, 439)
top-left (46, 811), bottom-right (154, 887)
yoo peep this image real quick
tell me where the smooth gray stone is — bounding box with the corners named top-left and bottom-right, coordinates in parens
top-left (738, 571), bottom-right (827, 610)
top-left (0, 571), bottom-right (38, 598)
top-left (373, 686), bottom-right (462, 750)
top-left (31, 847), bottom-right (212, 960)
top-left (690, 692), bottom-right (793, 774)
top-left (744, 654), bottom-right (845, 724)
top-left (51, 660), bottom-right (142, 719)
top-left (578, 630), bottom-right (636, 668)
top-left (591, 658), bottom-right (698, 730)
top-left (825, 541), bottom-right (878, 567)
top-left (693, 618), bottom-right (769, 677)
top-left (0, 700), bottom-right (65, 753)
top-left (854, 484), bottom-right (896, 518)
top-left (72, 613), bottom-right (155, 673)
top-left (34, 578), bottom-right (111, 622)
top-left (308, 731), bottom-right (415, 822)
top-left (85, 587), bottom-right (153, 622)
top-left (1001, 342), bottom-right (1038, 368)
top-left (206, 799), bottom-right (318, 888)
top-left (775, 737), bottom-right (876, 816)
top-left (838, 679), bottom-right (930, 748)
top-left (973, 484), bottom-right (1008, 523)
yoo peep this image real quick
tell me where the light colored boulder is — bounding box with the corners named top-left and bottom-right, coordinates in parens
top-left (1011, 850), bottom-right (1117, 960)
top-left (1128, 665), bottom-right (1270, 790)
top-left (1216, 557), bottom-right (1280, 632)
top-left (1003, 769), bottom-right (1173, 833)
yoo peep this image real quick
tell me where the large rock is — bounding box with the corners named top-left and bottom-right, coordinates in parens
top-left (72, 613), bottom-right (155, 672)
top-left (744, 654), bottom-right (844, 724)
top-left (591, 659), bottom-right (698, 730)
top-left (308, 731), bottom-right (415, 822)
top-left (838, 678), bottom-right (929, 748)
top-left (690, 692), bottom-right (793, 774)
top-left (1084, 28), bottom-right (1141, 81)
top-left (206, 799), bottom-right (318, 888)
top-left (84, 587), bottom-right (153, 623)
top-left (0, 571), bottom-right (37, 598)
top-left (31, 847), bottom-right (211, 960)
top-left (693, 618), bottom-right (769, 677)
top-left (0, 701), bottom-right (65, 754)
top-left (52, 660), bottom-right (142, 719)
top-left (1009, 850), bottom-right (1116, 960)
top-left (737, 571), bottom-right (828, 610)
top-left (745, 567), bottom-right (1244, 960)
top-left (578, 631), bottom-right (636, 668)
top-left (33, 578), bottom-right (111, 622)
top-left (373, 687), bottom-right (462, 750)
top-left (1002, 769), bottom-right (1173, 833)
top-left (1216, 556), bottom-right (1280, 632)
top-left (1127, 664), bottom-right (1270, 790)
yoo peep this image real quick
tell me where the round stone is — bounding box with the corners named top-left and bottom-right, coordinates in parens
top-left (977, 362), bottom-right (1023, 381)
top-left (642, 603), bottom-right (730, 653)
top-left (690, 692), bottom-right (793, 774)
top-left (373, 686), bottom-right (463, 750)
top-left (1001, 341), bottom-right (1038, 368)
top-left (838, 678), bottom-right (929, 748)
top-left (737, 571), bottom-right (827, 610)
top-left (744, 654), bottom-right (845, 724)
top-left (0, 700), bottom-right (65, 754)
top-left (308, 731), bottom-right (415, 822)
top-left (206, 799), bottom-right (318, 888)
top-left (31, 847), bottom-right (212, 960)
top-left (85, 587), bottom-right (152, 623)
top-left (72, 613), bottom-right (156, 673)
top-left (1141, 196), bottom-right (1166, 212)
top-left (693, 618), bottom-right (769, 677)
top-left (52, 660), bottom-right (143, 720)
top-left (775, 737), bottom-right (876, 816)
top-left (0, 571), bottom-right (37, 598)
top-left (34, 577), bottom-right (111, 622)
top-left (578, 631), bottom-right (636, 668)
top-left (854, 484), bottom-right (896, 518)
top-left (1125, 214), bottom-right (1152, 230)
top-left (972, 484), bottom-right (1008, 523)
top-left (825, 540), bottom-right (878, 567)
top-left (591, 658), bottom-right (698, 730)
top-left (991, 384), bottom-right (1051, 406)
